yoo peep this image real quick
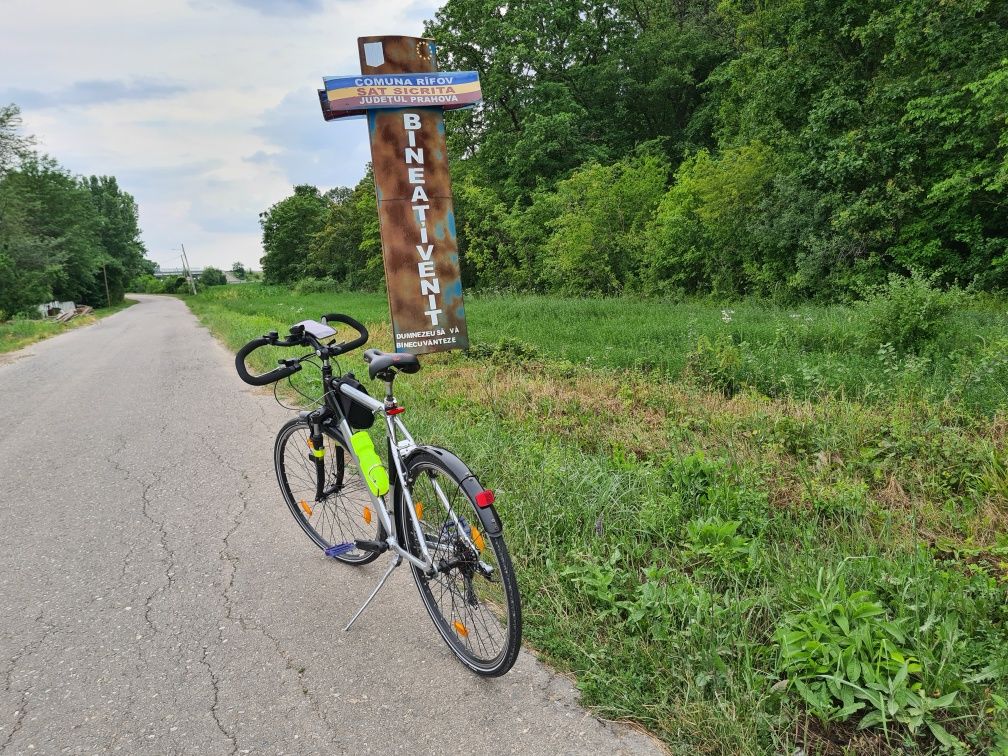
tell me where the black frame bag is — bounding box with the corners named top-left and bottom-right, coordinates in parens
top-left (334, 374), bottom-right (375, 430)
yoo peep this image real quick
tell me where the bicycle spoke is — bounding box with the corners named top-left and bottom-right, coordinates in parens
top-left (277, 421), bottom-right (380, 561)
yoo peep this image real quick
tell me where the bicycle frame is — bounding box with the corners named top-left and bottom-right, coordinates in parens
top-left (318, 379), bottom-right (478, 575)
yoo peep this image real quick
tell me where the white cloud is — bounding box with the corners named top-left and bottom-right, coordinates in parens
top-left (1, 0), bottom-right (439, 270)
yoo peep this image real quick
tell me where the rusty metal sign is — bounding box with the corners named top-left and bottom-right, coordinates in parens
top-left (319, 36), bottom-right (477, 354)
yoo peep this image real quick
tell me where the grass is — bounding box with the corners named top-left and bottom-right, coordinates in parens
top-left (0, 298), bottom-right (138, 354)
top-left (186, 284), bottom-right (1007, 754)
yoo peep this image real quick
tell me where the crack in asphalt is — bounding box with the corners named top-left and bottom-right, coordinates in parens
top-left (103, 437), bottom-right (176, 640)
top-left (199, 643), bottom-right (239, 755)
top-left (237, 615), bottom-right (343, 742)
top-left (1, 612), bottom-right (58, 753)
top-left (139, 474), bottom-right (176, 637)
top-left (193, 430), bottom-right (342, 743)
top-left (197, 432), bottom-right (252, 624)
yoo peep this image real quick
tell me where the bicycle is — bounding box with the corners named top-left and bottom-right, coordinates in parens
top-left (235, 313), bottom-right (521, 676)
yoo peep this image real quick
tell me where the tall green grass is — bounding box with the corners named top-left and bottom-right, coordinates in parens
top-left (189, 285), bottom-right (1008, 415)
top-left (186, 284), bottom-right (1007, 753)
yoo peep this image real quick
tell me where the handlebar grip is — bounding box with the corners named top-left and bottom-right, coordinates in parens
top-left (235, 337), bottom-right (302, 386)
top-left (321, 313), bottom-right (369, 351)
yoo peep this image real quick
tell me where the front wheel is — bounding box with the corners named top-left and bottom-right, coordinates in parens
top-left (397, 450), bottom-right (521, 676)
top-left (274, 417), bottom-right (383, 564)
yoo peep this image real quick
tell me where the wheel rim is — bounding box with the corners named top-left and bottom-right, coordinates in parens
top-left (278, 423), bottom-right (378, 561)
top-left (408, 464), bottom-right (513, 668)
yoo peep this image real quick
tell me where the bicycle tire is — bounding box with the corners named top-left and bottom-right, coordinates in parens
top-left (274, 417), bottom-right (383, 565)
top-left (397, 449), bottom-right (521, 676)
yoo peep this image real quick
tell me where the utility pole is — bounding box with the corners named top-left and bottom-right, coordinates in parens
top-left (101, 263), bottom-right (111, 308)
top-left (180, 243), bottom-right (197, 295)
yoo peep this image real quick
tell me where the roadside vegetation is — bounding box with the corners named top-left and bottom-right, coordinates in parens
top-left (0, 298), bottom-right (137, 354)
top-left (0, 105), bottom-right (149, 318)
top-left (257, 0), bottom-right (1006, 303)
top-left (188, 283), bottom-right (1007, 754)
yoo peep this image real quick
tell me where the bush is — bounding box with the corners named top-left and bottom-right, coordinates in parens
top-left (129, 274), bottom-right (166, 293)
top-left (540, 150), bottom-right (669, 295)
top-left (684, 333), bottom-right (749, 397)
top-left (200, 266), bottom-right (226, 286)
top-left (644, 142), bottom-right (776, 296)
top-left (163, 276), bottom-right (194, 294)
top-left (465, 338), bottom-right (544, 364)
top-left (292, 276), bottom-right (343, 294)
top-left (856, 271), bottom-right (961, 354)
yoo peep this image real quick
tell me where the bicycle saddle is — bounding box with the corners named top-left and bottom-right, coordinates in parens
top-left (363, 349), bottom-right (421, 381)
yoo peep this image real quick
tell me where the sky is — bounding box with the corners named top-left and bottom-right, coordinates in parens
top-left (0, 0), bottom-right (438, 271)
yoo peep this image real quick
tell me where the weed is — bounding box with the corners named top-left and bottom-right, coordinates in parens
top-left (856, 271), bottom-right (962, 355)
top-left (682, 517), bottom-right (752, 570)
top-left (685, 333), bottom-right (748, 397)
top-left (465, 337), bottom-right (544, 363)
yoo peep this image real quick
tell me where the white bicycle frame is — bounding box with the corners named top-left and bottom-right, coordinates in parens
top-left (331, 381), bottom-right (479, 574)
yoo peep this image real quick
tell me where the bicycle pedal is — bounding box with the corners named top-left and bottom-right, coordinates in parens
top-left (325, 542), bottom-right (356, 558)
top-left (353, 539), bottom-right (388, 554)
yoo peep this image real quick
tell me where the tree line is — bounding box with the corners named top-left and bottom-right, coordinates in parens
top-left (0, 104), bottom-right (149, 318)
top-left (261, 0), bottom-right (1007, 301)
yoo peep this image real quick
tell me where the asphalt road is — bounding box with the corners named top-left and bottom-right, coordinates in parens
top-left (0, 295), bottom-right (662, 755)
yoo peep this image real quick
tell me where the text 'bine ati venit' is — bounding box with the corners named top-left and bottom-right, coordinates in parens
top-left (403, 112), bottom-right (442, 327)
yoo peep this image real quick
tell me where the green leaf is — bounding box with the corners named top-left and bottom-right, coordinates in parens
top-left (846, 657), bottom-right (861, 683)
top-left (835, 701), bottom-right (865, 720)
top-left (859, 710), bottom-right (885, 730)
top-left (926, 720), bottom-right (960, 749)
top-left (893, 662), bottom-right (908, 687)
top-left (933, 691), bottom-right (958, 708)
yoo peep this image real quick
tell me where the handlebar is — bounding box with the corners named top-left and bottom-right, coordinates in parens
top-left (234, 313), bottom-right (370, 387)
top-left (235, 337), bottom-right (303, 386)
top-left (321, 313), bottom-right (369, 353)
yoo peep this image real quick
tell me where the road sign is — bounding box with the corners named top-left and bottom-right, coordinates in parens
top-left (319, 36), bottom-right (478, 355)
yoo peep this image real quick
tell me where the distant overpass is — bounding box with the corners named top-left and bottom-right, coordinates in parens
top-left (154, 267), bottom-right (249, 284)
top-left (153, 267), bottom-right (203, 278)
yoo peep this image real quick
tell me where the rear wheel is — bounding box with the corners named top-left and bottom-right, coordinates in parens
top-left (274, 418), bottom-right (382, 564)
top-left (398, 450), bottom-right (521, 676)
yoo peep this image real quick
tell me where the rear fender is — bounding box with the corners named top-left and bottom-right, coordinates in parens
top-left (396, 445), bottom-right (503, 540)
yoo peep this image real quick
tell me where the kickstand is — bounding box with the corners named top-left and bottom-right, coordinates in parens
top-left (344, 554), bottom-right (402, 632)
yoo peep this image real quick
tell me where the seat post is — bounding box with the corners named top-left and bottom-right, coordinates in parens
top-left (384, 379), bottom-right (395, 403)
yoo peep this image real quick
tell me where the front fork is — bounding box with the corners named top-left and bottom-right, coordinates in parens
top-left (309, 416), bottom-right (325, 501)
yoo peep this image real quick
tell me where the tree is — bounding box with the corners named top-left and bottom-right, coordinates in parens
top-left (0, 104), bottom-right (35, 173)
top-left (306, 169), bottom-right (383, 289)
top-left (85, 175), bottom-right (147, 304)
top-left (1, 106), bottom-right (149, 313)
top-left (542, 149), bottom-right (669, 294)
top-left (259, 185), bottom-right (328, 284)
top-left (200, 266), bottom-right (227, 286)
top-left (231, 261), bottom-right (247, 279)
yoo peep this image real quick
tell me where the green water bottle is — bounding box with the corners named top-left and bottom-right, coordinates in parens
top-left (350, 431), bottom-right (389, 496)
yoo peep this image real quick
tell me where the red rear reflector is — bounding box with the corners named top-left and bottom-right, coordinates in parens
top-left (475, 489), bottom-right (495, 508)
top-left (387, 407), bottom-right (405, 415)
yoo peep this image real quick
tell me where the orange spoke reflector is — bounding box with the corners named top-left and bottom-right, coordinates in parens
top-left (453, 620), bottom-right (468, 638)
top-left (299, 500), bottom-right (313, 517)
top-left (470, 525), bottom-right (485, 552)
top-left (415, 501), bottom-right (424, 519)
top-left (306, 437), bottom-right (314, 448)
top-left (363, 506), bottom-right (372, 525)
